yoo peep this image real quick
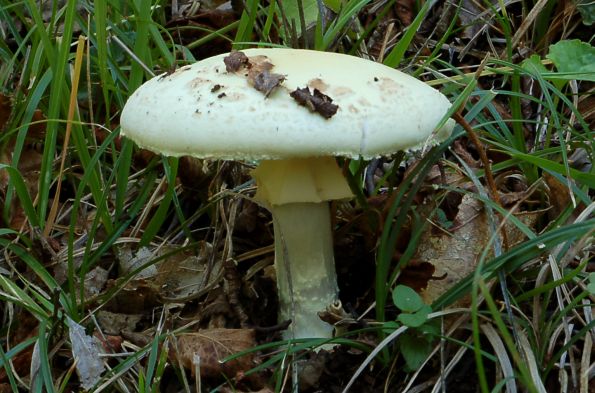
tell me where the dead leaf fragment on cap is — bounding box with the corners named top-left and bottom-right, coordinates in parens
top-left (246, 56), bottom-right (284, 97)
top-left (224, 51), bottom-right (249, 72)
top-left (251, 70), bottom-right (285, 97)
top-left (223, 52), bottom-right (285, 97)
top-left (290, 87), bottom-right (339, 119)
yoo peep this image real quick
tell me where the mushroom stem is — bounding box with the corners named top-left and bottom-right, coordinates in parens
top-left (272, 202), bottom-right (338, 339)
top-left (251, 157), bottom-right (353, 340)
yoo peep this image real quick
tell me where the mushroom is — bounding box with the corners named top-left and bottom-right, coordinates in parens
top-left (120, 48), bottom-right (455, 341)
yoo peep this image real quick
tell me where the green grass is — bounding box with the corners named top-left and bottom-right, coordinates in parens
top-left (0, 0), bottom-right (593, 391)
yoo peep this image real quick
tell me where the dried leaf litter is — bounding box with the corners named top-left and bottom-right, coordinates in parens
top-left (289, 87), bottom-right (339, 119)
top-left (222, 51), bottom-right (339, 118)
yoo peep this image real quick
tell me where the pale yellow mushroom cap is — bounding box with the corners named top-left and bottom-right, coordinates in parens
top-left (120, 48), bottom-right (454, 161)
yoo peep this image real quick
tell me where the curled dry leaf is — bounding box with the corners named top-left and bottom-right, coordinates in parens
top-left (245, 56), bottom-right (285, 97)
top-left (290, 87), bottom-right (339, 119)
top-left (117, 246), bottom-right (158, 279)
top-left (223, 51), bottom-right (249, 72)
top-left (251, 70), bottom-right (285, 97)
top-left (223, 52), bottom-right (285, 97)
top-left (68, 318), bottom-right (105, 390)
top-left (169, 328), bottom-right (257, 379)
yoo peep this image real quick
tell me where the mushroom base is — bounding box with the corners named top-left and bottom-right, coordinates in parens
top-left (272, 202), bottom-right (339, 340)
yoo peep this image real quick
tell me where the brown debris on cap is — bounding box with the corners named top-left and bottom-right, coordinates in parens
top-left (223, 51), bottom-right (249, 72)
top-left (245, 56), bottom-right (286, 97)
top-left (290, 87), bottom-right (339, 119)
top-left (224, 51), bottom-right (286, 98)
top-left (251, 70), bottom-right (285, 97)
top-left (122, 48), bottom-right (456, 161)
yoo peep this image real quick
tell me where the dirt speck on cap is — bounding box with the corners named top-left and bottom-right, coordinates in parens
top-left (189, 78), bottom-right (209, 89)
top-left (308, 78), bottom-right (329, 91)
top-left (375, 77), bottom-right (403, 93)
top-left (347, 104), bottom-right (359, 114)
top-left (290, 87), bottom-right (339, 119)
top-left (331, 86), bottom-right (354, 97)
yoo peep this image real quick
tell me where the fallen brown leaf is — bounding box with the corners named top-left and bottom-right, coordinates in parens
top-left (170, 328), bottom-right (257, 379)
top-left (416, 194), bottom-right (540, 305)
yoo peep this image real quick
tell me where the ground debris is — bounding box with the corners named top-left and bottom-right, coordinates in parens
top-left (68, 318), bottom-right (106, 390)
top-left (290, 87), bottom-right (339, 118)
top-left (169, 328), bottom-right (257, 379)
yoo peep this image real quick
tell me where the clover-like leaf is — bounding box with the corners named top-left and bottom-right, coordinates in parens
top-left (398, 305), bottom-right (431, 328)
top-left (393, 285), bottom-right (425, 313)
top-left (382, 320), bottom-right (400, 334)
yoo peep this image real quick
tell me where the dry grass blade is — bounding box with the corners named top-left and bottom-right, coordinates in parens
top-left (517, 330), bottom-right (547, 393)
top-left (1, 1), bottom-right (592, 391)
top-left (429, 337), bottom-right (471, 393)
top-left (343, 309), bottom-right (468, 393)
top-left (580, 332), bottom-right (592, 393)
top-left (481, 323), bottom-right (517, 393)
top-left (508, 0), bottom-right (550, 54)
top-left (340, 324), bottom-right (408, 393)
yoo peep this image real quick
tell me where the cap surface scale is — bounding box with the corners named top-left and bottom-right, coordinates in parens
top-left (120, 48), bottom-right (454, 160)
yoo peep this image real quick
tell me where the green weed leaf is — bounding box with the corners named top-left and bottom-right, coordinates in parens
top-left (393, 285), bottom-right (425, 313)
top-left (546, 40), bottom-right (595, 81)
top-left (521, 54), bottom-right (549, 75)
top-left (399, 332), bottom-right (432, 371)
top-left (382, 320), bottom-right (400, 334)
top-left (398, 305), bottom-right (431, 328)
top-left (576, 0), bottom-right (595, 25)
